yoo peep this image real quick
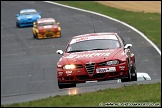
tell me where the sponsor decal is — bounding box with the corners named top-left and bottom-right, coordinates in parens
top-left (44, 25), bottom-right (52, 28)
top-left (119, 66), bottom-right (125, 70)
top-left (67, 74), bottom-right (72, 76)
top-left (66, 71), bottom-right (72, 74)
top-left (96, 67), bottom-right (116, 73)
top-left (38, 19), bottom-right (55, 23)
top-left (66, 53), bottom-right (110, 59)
top-left (70, 35), bottom-right (118, 44)
top-left (58, 72), bottom-right (63, 76)
top-left (66, 71), bottom-right (72, 76)
top-left (119, 66), bottom-right (125, 68)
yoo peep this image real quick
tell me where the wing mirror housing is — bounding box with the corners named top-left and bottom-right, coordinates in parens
top-left (124, 44), bottom-right (132, 49)
top-left (33, 22), bottom-right (36, 27)
top-left (56, 50), bottom-right (63, 55)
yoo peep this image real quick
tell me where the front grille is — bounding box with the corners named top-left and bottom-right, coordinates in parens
top-left (109, 72), bottom-right (119, 76)
top-left (64, 76), bottom-right (74, 80)
top-left (22, 22), bottom-right (33, 24)
top-left (76, 75), bottom-right (90, 80)
top-left (85, 62), bottom-right (95, 76)
top-left (93, 73), bottom-right (107, 78)
top-left (46, 34), bottom-right (53, 37)
top-left (46, 30), bottom-right (52, 32)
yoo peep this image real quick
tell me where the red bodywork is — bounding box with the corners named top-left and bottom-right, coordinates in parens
top-left (36, 18), bottom-right (61, 38)
top-left (57, 33), bottom-right (135, 84)
top-left (37, 25), bottom-right (59, 33)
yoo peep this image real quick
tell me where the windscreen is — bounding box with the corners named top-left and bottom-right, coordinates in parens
top-left (20, 10), bottom-right (37, 15)
top-left (66, 39), bottom-right (120, 53)
top-left (38, 22), bottom-right (56, 26)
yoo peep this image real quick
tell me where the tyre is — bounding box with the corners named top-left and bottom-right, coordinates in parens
top-left (16, 21), bottom-right (20, 28)
top-left (121, 60), bottom-right (131, 82)
top-left (130, 63), bottom-right (137, 81)
top-left (33, 32), bottom-right (36, 38)
top-left (59, 32), bottom-right (61, 37)
top-left (58, 83), bottom-right (76, 89)
top-left (36, 33), bottom-right (39, 39)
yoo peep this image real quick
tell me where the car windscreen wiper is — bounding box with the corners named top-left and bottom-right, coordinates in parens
top-left (90, 48), bottom-right (109, 51)
top-left (67, 50), bottom-right (88, 53)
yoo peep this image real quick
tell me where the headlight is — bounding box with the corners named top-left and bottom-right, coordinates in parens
top-left (58, 27), bottom-right (61, 31)
top-left (106, 60), bottom-right (119, 65)
top-left (63, 64), bottom-right (76, 69)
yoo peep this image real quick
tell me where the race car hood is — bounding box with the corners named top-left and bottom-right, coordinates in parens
top-left (61, 48), bottom-right (122, 64)
top-left (18, 14), bottom-right (40, 20)
top-left (38, 25), bottom-right (58, 31)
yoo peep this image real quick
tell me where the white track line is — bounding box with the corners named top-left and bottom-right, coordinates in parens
top-left (43, 1), bottom-right (161, 56)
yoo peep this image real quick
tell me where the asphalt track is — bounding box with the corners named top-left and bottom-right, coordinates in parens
top-left (1, 1), bottom-right (161, 105)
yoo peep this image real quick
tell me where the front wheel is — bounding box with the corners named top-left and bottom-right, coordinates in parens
top-left (59, 32), bottom-right (61, 37)
top-left (121, 61), bottom-right (137, 82)
top-left (16, 21), bottom-right (20, 28)
top-left (130, 63), bottom-right (137, 81)
top-left (33, 32), bottom-right (36, 38)
top-left (35, 33), bottom-right (39, 39)
top-left (121, 60), bottom-right (131, 82)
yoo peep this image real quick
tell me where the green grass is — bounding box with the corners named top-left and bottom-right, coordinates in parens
top-left (55, 1), bottom-right (161, 49)
top-left (2, 83), bottom-right (161, 107)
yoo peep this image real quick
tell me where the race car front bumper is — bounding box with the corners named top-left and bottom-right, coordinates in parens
top-left (57, 62), bottom-right (129, 84)
top-left (37, 31), bottom-right (61, 39)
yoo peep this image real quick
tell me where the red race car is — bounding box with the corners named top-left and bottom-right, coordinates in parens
top-left (56, 32), bottom-right (137, 89)
top-left (32, 18), bottom-right (61, 39)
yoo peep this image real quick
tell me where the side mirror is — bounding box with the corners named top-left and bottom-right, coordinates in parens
top-left (33, 22), bottom-right (36, 27)
top-left (56, 50), bottom-right (63, 55)
top-left (124, 44), bottom-right (132, 49)
top-left (16, 14), bottom-right (19, 17)
top-left (57, 22), bottom-right (60, 25)
top-left (38, 12), bottom-right (41, 15)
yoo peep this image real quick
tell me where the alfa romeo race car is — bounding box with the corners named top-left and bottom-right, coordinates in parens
top-left (56, 32), bottom-right (137, 89)
top-left (16, 9), bottom-right (41, 27)
top-left (32, 18), bottom-right (61, 39)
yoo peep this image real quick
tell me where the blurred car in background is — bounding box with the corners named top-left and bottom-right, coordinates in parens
top-left (32, 18), bottom-right (61, 39)
top-left (16, 9), bottom-right (41, 27)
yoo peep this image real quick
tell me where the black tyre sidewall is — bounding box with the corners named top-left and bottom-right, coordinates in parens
top-left (131, 63), bottom-right (137, 81)
top-left (121, 60), bottom-right (131, 82)
top-left (16, 21), bottom-right (20, 27)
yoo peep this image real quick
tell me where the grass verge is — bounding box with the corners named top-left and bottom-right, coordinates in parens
top-left (1, 82), bottom-right (161, 107)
